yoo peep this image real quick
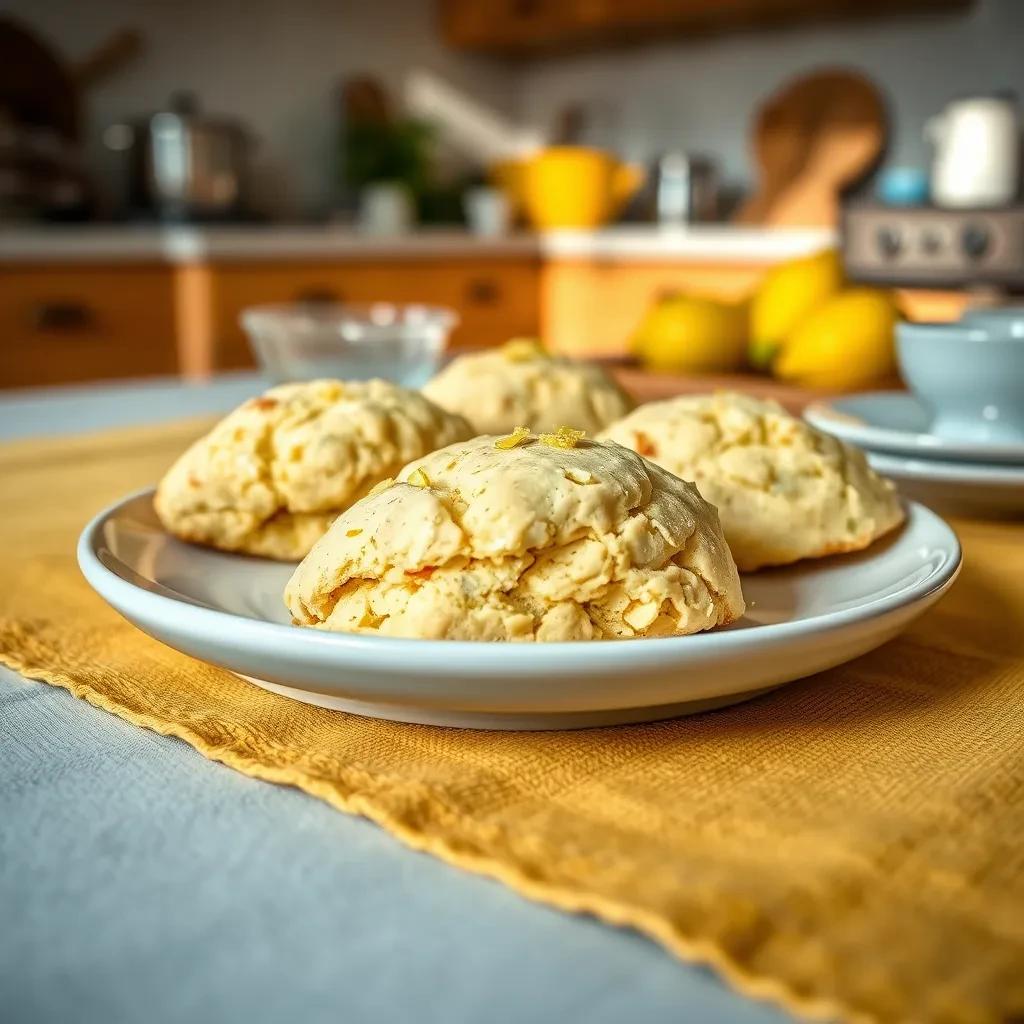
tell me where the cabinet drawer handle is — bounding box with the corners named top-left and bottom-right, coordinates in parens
top-left (32, 301), bottom-right (97, 332)
top-left (294, 286), bottom-right (342, 304)
top-left (466, 277), bottom-right (501, 305)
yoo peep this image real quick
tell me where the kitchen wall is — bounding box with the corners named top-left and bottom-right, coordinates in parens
top-left (7, 0), bottom-right (1024, 218)
top-left (3, 0), bottom-right (514, 217)
top-left (517, 0), bottom-right (1024, 190)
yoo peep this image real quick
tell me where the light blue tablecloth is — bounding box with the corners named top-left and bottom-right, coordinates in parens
top-left (0, 377), bottom-right (789, 1024)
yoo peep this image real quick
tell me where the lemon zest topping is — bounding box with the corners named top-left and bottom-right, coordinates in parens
top-left (494, 426), bottom-right (531, 450)
top-left (539, 425), bottom-right (586, 449)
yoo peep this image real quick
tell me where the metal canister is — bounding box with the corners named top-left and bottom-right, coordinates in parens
top-left (648, 151), bottom-right (719, 224)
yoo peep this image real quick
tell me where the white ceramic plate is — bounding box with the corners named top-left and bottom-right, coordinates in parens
top-left (866, 451), bottom-right (1024, 518)
top-left (79, 490), bottom-right (961, 730)
top-left (805, 393), bottom-right (1024, 465)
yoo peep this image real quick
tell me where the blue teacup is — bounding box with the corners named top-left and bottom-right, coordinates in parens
top-left (897, 313), bottom-right (1024, 444)
top-left (961, 305), bottom-right (1024, 340)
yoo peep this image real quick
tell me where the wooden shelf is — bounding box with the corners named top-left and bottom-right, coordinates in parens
top-left (439, 0), bottom-right (972, 57)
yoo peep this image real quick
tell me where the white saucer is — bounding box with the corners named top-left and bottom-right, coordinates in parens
top-left (79, 490), bottom-right (961, 730)
top-left (866, 451), bottom-right (1024, 518)
top-left (805, 393), bottom-right (1024, 465)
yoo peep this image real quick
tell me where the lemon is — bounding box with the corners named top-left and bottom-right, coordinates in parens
top-left (773, 288), bottom-right (898, 390)
top-left (749, 248), bottom-right (843, 369)
top-left (632, 293), bottom-right (748, 374)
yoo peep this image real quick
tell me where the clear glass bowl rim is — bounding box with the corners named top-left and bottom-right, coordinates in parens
top-left (240, 302), bottom-right (460, 338)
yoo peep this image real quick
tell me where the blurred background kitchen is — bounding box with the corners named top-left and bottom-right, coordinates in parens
top-left (2, 0), bottom-right (1023, 395)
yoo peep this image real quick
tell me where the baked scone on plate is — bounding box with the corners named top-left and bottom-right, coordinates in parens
top-left (285, 429), bottom-right (744, 642)
top-left (599, 391), bottom-right (904, 572)
top-left (155, 379), bottom-right (472, 560)
top-left (422, 339), bottom-right (632, 435)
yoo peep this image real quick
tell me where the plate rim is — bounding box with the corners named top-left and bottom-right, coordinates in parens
top-left (78, 488), bottom-right (962, 676)
top-left (805, 393), bottom-right (1024, 465)
top-left (866, 450), bottom-right (1024, 484)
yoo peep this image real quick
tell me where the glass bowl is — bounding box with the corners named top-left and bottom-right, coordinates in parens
top-left (240, 303), bottom-right (458, 387)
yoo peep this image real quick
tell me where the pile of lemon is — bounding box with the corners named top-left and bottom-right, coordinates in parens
top-left (630, 249), bottom-right (898, 390)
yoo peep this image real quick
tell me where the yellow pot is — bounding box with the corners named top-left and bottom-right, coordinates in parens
top-left (512, 147), bottom-right (644, 230)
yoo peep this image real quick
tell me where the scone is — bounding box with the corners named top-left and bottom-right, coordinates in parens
top-left (155, 379), bottom-right (472, 560)
top-left (422, 339), bottom-right (632, 435)
top-left (599, 391), bottom-right (904, 571)
top-left (285, 429), bottom-right (744, 642)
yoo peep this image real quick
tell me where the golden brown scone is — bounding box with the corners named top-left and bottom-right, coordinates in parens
top-left (285, 430), bottom-right (744, 641)
top-left (599, 391), bottom-right (904, 571)
top-left (155, 379), bottom-right (472, 560)
top-left (421, 339), bottom-right (632, 435)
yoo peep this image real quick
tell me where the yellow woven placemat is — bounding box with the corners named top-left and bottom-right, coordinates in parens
top-left (2, 420), bottom-right (1023, 1024)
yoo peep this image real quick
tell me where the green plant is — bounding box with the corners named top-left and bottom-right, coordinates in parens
top-left (341, 118), bottom-right (435, 194)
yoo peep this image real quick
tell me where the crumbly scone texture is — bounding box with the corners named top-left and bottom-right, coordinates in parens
top-left (421, 342), bottom-right (633, 435)
top-left (154, 378), bottom-right (473, 560)
top-left (285, 433), bottom-right (744, 642)
top-left (598, 391), bottom-right (905, 571)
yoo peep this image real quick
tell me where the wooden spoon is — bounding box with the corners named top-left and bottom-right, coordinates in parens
top-left (736, 69), bottom-right (885, 227)
top-left (734, 89), bottom-right (813, 224)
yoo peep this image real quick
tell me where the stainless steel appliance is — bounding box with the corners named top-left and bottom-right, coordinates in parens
top-left (104, 92), bottom-right (254, 221)
top-left (633, 152), bottom-right (719, 224)
top-left (842, 203), bottom-right (1024, 292)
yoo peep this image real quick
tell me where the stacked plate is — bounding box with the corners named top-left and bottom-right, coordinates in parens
top-left (805, 392), bottom-right (1024, 517)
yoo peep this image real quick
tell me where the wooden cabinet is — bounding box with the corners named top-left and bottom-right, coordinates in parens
top-left (0, 255), bottom-right (541, 387)
top-left (0, 247), bottom-right (962, 388)
top-left (439, 0), bottom-right (970, 56)
top-left (541, 260), bottom-right (968, 356)
top-left (206, 258), bottom-right (542, 370)
top-left (439, 0), bottom-right (582, 54)
top-left (0, 265), bottom-right (178, 389)
top-left (542, 259), bottom-right (764, 355)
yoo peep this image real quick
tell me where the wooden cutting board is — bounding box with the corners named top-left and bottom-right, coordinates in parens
top-left (611, 367), bottom-right (833, 414)
top-left (609, 366), bottom-right (904, 415)
top-left (736, 68), bottom-right (886, 228)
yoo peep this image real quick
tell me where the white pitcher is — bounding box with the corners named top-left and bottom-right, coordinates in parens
top-left (927, 95), bottom-right (1020, 208)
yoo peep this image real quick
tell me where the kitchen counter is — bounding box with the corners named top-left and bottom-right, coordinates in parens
top-left (539, 226), bottom-right (834, 262)
top-left (0, 224), bottom-right (835, 264)
top-left (0, 223), bottom-right (842, 387)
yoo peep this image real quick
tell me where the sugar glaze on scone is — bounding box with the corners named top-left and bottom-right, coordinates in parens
top-left (285, 432), bottom-right (744, 642)
top-left (422, 339), bottom-right (632, 436)
top-left (599, 391), bottom-right (904, 571)
top-left (155, 379), bottom-right (472, 560)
